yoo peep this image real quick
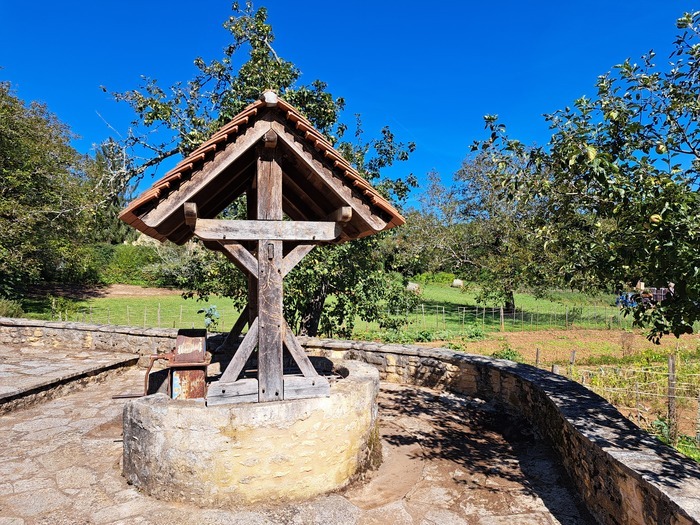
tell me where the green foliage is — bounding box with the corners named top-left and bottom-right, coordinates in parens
top-left (491, 345), bottom-right (524, 362)
top-left (101, 244), bottom-right (159, 286)
top-left (0, 299), bottom-right (23, 318)
top-left (109, 4), bottom-right (416, 337)
top-left (0, 83), bottom-right (135, 298)
top-left (413, 272), bottom-right (457, 285)
top-left (197, 305), bottom-right (220, 332)
top-left (472, 11), bottom-right (700, 341)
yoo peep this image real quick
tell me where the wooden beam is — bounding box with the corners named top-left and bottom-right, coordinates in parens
top-left (325, 206), bottom-right (352, 223)
top-left (283, 320), bottom-right (318, 378)
top-left (283, 376), bottom-right (330, 400)
top-left (142, 121), bottom-right (271, 229)
top-left (281, 244), bottom-right (315, 278)
top-left (218, 317), bottom-right (259, 383)
top-left (220, 243), bottom-right (258, 276)
top-left (184, 202), bottom-right (198, 229)
top-left (207, 378), bottom-right (258, 405)
top-left (257, 144), bottom-right (282, 220)
top-left (212, 304), bottom-right (249, 354)
top-left (194, 219), bottom-right (342, 242)
top-left (271, 120), bottom-right (387, 233)
top-left (257, 239), bottom-right (284, 401)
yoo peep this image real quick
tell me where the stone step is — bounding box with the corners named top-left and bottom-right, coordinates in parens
top-left (0, 344), bottom-right (138, 414)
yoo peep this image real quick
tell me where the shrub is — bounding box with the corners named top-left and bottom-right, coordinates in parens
top-left (463, 324), bottom-right (485, 340)
top-left (0, 299), bottom-right (23, 318)
top-left (102, 244), bottom-right (159, 285)
top-left (491, 345), bottom-right (524, 362)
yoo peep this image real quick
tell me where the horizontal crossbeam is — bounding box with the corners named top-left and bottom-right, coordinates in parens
top-left (194, 219), bottom-right (342, 242)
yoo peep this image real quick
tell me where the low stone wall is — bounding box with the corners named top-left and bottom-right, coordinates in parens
top-left (2, 318), bottom-right (699, 524)
top-left (0, 317), bottom-right (177, 363)
top-left (299, 337), bottom-right (700, 525)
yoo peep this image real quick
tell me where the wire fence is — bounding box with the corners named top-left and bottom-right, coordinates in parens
top-left (53, 301), bottom-right (677, 334)
top-left (51, 303), bottom-right (240, 331)
top-left (395, 303), bottom-right (640, 333)
top-left (558, 355), bottom-right (699, 454)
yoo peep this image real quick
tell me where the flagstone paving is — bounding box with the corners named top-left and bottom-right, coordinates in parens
top-left (0, 344), bottom-right (137, 414)
top-left (0, 356), bottom-right (594, 524)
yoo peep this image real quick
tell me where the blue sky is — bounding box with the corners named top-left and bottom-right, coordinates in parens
top-left (0, 1), bottom-right (695, 203)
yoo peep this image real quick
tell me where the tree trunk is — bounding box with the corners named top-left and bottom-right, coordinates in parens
top-left (504, 289), bottom-right (515, 313)
top-left (299, 281), bottom-right (328, 337)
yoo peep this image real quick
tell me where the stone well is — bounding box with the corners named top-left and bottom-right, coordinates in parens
top-left (122, 360), bottom-right (380, 507)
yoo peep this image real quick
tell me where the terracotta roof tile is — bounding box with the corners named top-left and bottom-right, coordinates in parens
top-left (120, 92), bottom-right (405, 239)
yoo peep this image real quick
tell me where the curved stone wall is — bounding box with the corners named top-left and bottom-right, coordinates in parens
top-left (123, 360), bottom-right (380, 507)
top-left (299, 337), bottom-right (700, 525)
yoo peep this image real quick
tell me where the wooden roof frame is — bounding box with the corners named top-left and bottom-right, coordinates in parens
top-left (119, 90), bottom-right (404, 245)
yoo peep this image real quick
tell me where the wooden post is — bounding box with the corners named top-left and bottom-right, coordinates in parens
top-left (256, 138), bottom-right (284, 402)
top-left (668, 353), bottom-right (678, 445)
top-left (535, 347), bottom-right (540, 368)
top-left (696, 392), bottom-right (700, 444)
top-left (500, 307), bottom-right (505, 332)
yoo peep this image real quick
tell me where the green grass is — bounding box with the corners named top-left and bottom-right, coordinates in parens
top-left (22, 293), bottom-right (241, 332)
top-left (366, 283), bottom-right (626, 338)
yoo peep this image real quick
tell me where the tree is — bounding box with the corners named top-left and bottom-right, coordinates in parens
top-left (396, 158), bottom-right (553, 311)
top-left (0, 82), bottom-right (139, 298)
top-left (474, 11), bottom-right (700, 340)
top-left (112, 3), bottom-right (417, 336)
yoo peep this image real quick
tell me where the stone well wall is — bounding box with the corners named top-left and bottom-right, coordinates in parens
top-left (2, 318), bottom-right (699, 524)
top-left (123, 360), bottom-right (380, 507)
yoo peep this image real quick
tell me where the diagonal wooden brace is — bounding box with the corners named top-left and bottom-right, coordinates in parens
top-left (219, 317), bottom-right (259, 383)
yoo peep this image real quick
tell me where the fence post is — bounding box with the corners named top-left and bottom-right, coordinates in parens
top-left (500, 307), bottom-right (505, 332)
top-left (668, 353), bottom-right (678, 445)
top-left (565, 307), bottom-right (569, 329)
top-left (636, 381), bottom-right (641, 426)
top-left (696, 392), bottom-right (700, 444)
top-left (535, 347), bottom-right (540, 368)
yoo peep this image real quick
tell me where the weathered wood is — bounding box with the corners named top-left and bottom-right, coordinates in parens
top-left (194, 219), bottom-right (341, 242)
top-left (326, 206), bottom-right (352, 223)
top-left (257, 239), bottom-right (284, 401)
top-left (207, 378), bottom-right (258, 405)
top-left (184, 202), bottom-right (198, 229)
top-left (213, 304), bottom-right (249, 354)
top-left (142, 121), bottom-right (271, 229)
top-left (272, 120), bottom-right (387, 233)
top-left (281, 244), bottom-right (315, 278)
top-left (218, 317), bottom-right (259, 383)
top-left (220, 243), bottom-right (258, 276)
top-left (257, 144), bottom-right (282, 220)
top-left (263, 129), bottom-right (278, 149)
top-left (283, 375), bottom-right (330, 400)
top-left (282, 320), bottom-right (318, 377)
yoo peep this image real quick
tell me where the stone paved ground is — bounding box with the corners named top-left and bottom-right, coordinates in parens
top-left (0, 344), bottom-right (137, 414)
top-left (0, 364), bottom-right (595, 524)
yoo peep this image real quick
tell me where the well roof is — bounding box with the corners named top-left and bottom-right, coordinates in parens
top-left (119, 91), bottom-right (405, 245)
